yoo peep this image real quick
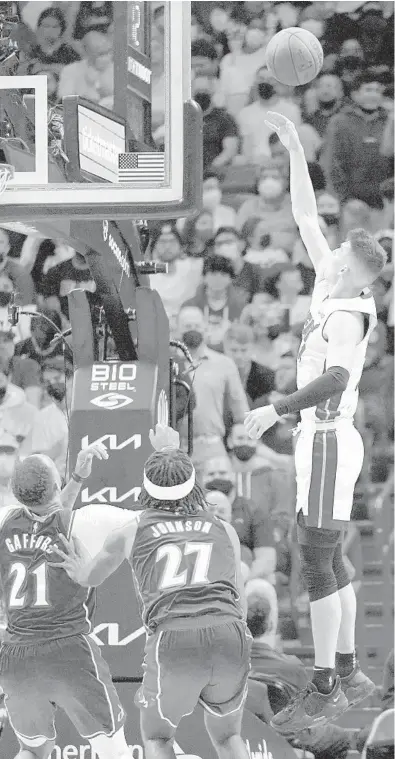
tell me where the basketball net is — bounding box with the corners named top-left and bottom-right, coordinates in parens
top-left (0, 164), bottom-right (14, 196)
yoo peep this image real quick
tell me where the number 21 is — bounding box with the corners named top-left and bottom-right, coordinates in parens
top-left (156, 542), bottom-right (213, 590)
top-left (9, 561), bottom-right (49, 608)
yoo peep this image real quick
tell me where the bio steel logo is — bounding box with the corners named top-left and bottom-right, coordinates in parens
top-left (90, 363), bottom-right (137, 392)
top-left (102, 220), bottom-right (130, 277)
top-left (90, 393), bottom-right (134, 410)
top-left (81, 486), bottom-right (141, 504)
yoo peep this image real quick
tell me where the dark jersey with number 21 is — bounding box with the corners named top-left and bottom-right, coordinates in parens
top-left (0, 505), bottom-right (94, 644)
top-left (131, 509), bottom-right (242, 633)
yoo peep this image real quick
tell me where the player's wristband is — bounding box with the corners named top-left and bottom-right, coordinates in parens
top-left (71, 471), bottom-right (88, 484)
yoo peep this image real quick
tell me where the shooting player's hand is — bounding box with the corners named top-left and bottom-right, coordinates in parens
top-left (149, 423), bottom-right (180, 452)
top-left (264, 111), bottom-right (301, 153)
top-left (75, 442), bottom-right (109, 479)
top-left (51, 534), bottom-right (91, 586)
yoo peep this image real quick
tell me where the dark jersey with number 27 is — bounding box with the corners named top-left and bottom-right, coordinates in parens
top-left (131, 509), bottom-right (242, 633)
top-left (0, 505), bottom-right (94, 644)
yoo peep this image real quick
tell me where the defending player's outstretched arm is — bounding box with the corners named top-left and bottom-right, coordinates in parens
top-left (52, 517), bottom-right (139, 586)
top-left (244, 311), bottom-right (363, 439)
top-left (264, 111), bottom-right (331, 273)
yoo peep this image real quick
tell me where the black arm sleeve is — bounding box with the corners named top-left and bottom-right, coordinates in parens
top-left (273, 366), bottom-right (349, 417)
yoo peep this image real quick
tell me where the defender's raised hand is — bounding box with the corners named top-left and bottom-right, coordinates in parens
top-left (74, 442), bottom-right (109, 479)
top-left (149, 423), bottom-right (180, 452)
top-left (264, 111), bottom-right (300, 152)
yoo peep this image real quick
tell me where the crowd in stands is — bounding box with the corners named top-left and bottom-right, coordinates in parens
top-left (0, 2), bottom-right (393, 756)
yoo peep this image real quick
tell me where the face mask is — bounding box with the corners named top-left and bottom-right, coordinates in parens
top-left (232, 445), bottom-right (256, 462)
top-left (258, 178), bottom-right (283, 199)
top-left (203, 188), bottom-right (221, 211)
top-left (319, 97), bottom-right (338, 110)
top-left (182, 330), bottom-right (204, 349)
top-left (245, 28), bottom-right (265, 49)
top-left (0, 291), bottom-right (11, 307)
top-left (0, 385), bottom-right (7, 403)
top-left (45, 381), bottom-right (66, 402)
top-left (205, 478), bottom-right (233, 496)
top-left (258, 82), bottom-right (274, 100)
top-left (194, 92), bottom-right (212, 114)
top-left (321, 213), bottom-right (340, 226)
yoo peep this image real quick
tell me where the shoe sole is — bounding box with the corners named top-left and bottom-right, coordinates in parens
top-left (270, 694), bottom-right (348, 735)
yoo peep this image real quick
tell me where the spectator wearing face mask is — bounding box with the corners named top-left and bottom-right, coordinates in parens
top-left (0, 431), bottom-right (20, 508)
top-left (205, 490), bottom-right (253, 583)
top-left (223, 323), bottom-right (275, 405)
top-left (58, 29), bottom-right (114, 108)
top-left (333, 38), bottom-right (365, 98)
top-left (0, 329), bottom-right (41, 408)
top-left (182, 254), bottom-right (245, 352)
top-left (19, 358), bottom-right (72, 479)
top-left (357, 2), bottom-right (393, 67)
top-left (237, 162), bottom-right (297, 254)
top-left (237, 67), bottom-right (301, 164)
top-left (202, 456), bottom-right (276, 582)
top-left (217, 15), bottom-right (267, 118)
top-left (0, 228), bottom-right (35, 306)
top-left (148, 223), bottom-right (203, 326)
top-left (241, 217), bottom-right (289, 276)
top-left (192, 77), bottom-right (239, 172)
top-left (201, 172), bottom-right (237, 231)
top-left (322, 71), bottom-right (391, 212)
top-left (177, 306), bottom-right (249, 474)
top-left (213, 227), bottom-right (266, 304)
top-left (14, 309), bottom-right (65, 367)
top-left (270, 265), bottom-right (311, 335)
top-left (304, 74), bottom-right (344, 138)
top-left (227, 423), bottom-right (293, 513)
top-left (261, 352), bottom-right (299, 457)
top-left (40, 252), bottom-right (97, 319)
top-left (0, 367), bottom-right (37, 447)
top-left (240, 294), bottom-right (286, 370)
top-left (180, 211), bottom-right (215, 258)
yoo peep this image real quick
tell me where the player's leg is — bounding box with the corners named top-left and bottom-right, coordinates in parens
top-left (48, 635), bottom-right (132, 759)
top-left (137, 627), bottom-right (212, 759)
top-left (204, 707), bottom-right (249, 759)
top-left (200, 620), bottom-right (251, 759)
top-left (332, 543), bottom-right (375, 706)
top-left (0, 643), bottom-right (57, 759)
top-left (331, 425), bottom-right (375, 706)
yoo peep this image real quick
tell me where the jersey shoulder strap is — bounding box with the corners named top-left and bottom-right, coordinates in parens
top-left (322, 290), bottom-right (377, 320)
top-left (0, 505), bottom-right (23, 533)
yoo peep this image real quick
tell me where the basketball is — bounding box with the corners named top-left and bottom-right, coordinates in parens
top-left (266, 27), bottom-right (324, 87)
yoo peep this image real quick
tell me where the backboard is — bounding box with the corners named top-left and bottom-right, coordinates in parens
top-left (0, 0), bottom-right (202, 221)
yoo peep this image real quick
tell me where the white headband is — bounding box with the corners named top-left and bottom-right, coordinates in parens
top-left (143, 469), bottom-right (195, 501)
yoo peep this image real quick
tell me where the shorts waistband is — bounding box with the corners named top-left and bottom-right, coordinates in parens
top-left (154, 613), bottom-right (239, 633)
top-left (297, 419), bottom-right (354, 433)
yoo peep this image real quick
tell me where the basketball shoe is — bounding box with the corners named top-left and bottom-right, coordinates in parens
top-left (340, 663), bottom-right (376, 708)
top-left (270, 676), bottom-right (348, 735)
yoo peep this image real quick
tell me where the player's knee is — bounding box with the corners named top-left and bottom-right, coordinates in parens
top-left (299, 545), bottom-right (338, 602)
top-left (89, 727), bottom-right (133, 759)
top-left (17, 737), bottom-right (55, 759)
top-left (204, 708), bottom-right (243, 746)
top-left (332, 547), bottom-right (351, 591)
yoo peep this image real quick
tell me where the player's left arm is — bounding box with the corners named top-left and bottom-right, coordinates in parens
top-left (52, 518), bottom-right (139, 587)
top-left (245, 311), bottom-right (364, 437)
top-left (60, 442), bottom-right (109, 515)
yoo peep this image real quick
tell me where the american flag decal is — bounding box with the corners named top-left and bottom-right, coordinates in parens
top-left (118, 152), bottom-right (165, 183)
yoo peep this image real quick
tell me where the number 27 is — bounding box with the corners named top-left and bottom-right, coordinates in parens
top-left (156, 542), bottom-right (213, 590)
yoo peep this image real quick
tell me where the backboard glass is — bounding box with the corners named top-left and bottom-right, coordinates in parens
top-left (0, 0), bottom-right (202, 221)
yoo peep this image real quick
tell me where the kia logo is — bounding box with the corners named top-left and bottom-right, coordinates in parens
top-left (103, 220), bottom-right (109, 241)
top-left (90, 393), bottom-right (134, 410)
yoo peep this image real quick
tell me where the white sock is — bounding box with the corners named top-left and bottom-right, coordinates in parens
top-left (310, 591), bottom-right (342, 668)
top-left (337, 583), bottom-right (357, 653)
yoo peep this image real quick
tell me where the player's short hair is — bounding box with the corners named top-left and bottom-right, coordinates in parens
top-left (140, 449), bottom-right (207, 515)
top-left (224, 323), bottom-right (254, 345)
top-left (347, 228), bottom-right (387, 280)
top-left (11, 455), bottom-right (56, 508)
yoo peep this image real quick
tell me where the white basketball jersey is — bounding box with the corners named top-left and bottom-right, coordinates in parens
top-left (297, 280), bottom-right (377, 424)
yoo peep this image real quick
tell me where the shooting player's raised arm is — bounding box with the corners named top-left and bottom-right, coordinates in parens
top-left (264, 111), bottom-right (332, 273)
